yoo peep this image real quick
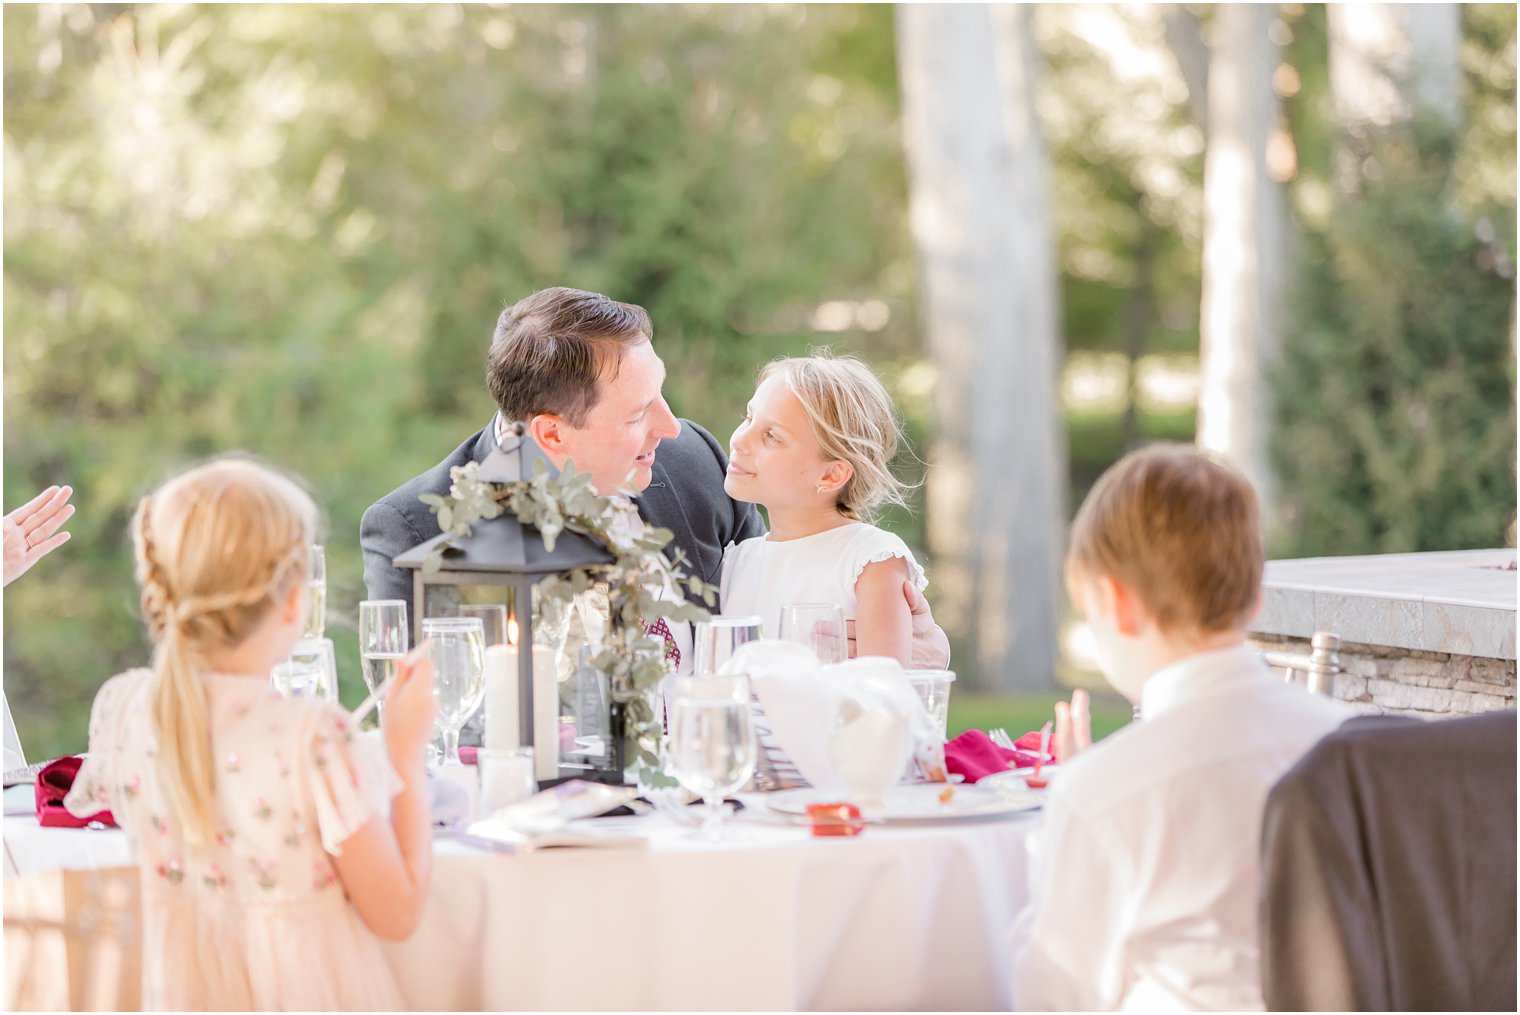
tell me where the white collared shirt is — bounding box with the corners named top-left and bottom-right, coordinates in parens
top-left (1009, 644), bottom-right (1352, 1012)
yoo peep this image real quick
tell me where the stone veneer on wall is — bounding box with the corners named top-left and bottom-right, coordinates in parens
top-left (1249, 633), bottom-right (1517, 718)
top-left (1251, 549), bottom-right (1516, 719)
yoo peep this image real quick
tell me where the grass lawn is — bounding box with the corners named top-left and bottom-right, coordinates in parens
top-left (948, 689), bottom-right (1133, 745)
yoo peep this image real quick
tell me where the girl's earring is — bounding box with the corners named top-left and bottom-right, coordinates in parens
top-left (816, 486), bottom-right (827, 495)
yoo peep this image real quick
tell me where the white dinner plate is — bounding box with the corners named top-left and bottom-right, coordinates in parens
top-left (765, 781), bottom-right (1041, 823)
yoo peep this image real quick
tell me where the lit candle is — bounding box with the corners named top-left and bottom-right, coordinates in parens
top-left (484, 643), bottom-right (519, 751)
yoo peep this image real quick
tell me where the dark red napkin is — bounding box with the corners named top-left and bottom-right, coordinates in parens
top-left (943, 729), bottom-right (1041, 784)
top-left (35, 756), bottom-right (116, 828)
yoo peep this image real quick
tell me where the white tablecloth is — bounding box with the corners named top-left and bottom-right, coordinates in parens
top-left (4, 801), bottom-right (1037, 1011)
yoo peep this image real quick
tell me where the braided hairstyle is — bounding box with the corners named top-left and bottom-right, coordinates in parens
top-left (132, 457), bottom-right (316, 846)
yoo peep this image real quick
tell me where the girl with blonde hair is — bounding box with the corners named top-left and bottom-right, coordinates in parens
top-left (66, 457), bottom-right (436, 1010)
top-left (721, 353), bottom-right (927, 664)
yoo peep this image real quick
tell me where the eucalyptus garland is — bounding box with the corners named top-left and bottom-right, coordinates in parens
top-left (419, 457), bottom-right (715, 785)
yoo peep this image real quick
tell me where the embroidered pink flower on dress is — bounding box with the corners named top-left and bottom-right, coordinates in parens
top-left (157, 858), bottom-right (184, 885)
top-left (313, 861), bottom-right (339, 892)
top-left (225, 752), bottom-right (241, 774)
top-left (253, 797), bottom-right (273, 822)
top-left (252, 860), bottom-right (277, 890)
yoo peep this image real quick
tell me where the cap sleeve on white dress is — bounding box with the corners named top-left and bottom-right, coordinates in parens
top-left (847, 526), bottom-right (929, 595)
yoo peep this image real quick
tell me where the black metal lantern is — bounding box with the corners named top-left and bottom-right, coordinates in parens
top-left (392, 425), bottom-right (615, 785)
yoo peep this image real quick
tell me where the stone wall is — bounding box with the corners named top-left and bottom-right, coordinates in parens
top-left (1248, 634), bottom-right (1517, 717)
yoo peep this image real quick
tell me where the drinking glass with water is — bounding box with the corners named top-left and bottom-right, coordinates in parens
top-left (668, 674), bottom-right (757, 839)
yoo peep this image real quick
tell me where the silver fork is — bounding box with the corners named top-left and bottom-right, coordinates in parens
top-left (990, 727), bottom-right (1016, 751)
top-left (645, 788), bottom-right (702, 827)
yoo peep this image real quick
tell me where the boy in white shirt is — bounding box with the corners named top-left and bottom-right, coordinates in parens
top-left (1010, 445), bottom-right (1351, 1012)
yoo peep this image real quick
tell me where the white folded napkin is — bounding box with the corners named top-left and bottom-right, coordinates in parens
top-left (722, 646), bottom-right (941, 797)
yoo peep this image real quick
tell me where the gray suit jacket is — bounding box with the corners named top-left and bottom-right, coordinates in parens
top-left (360, 419), bottom-right (765, 620)
top-left (1259, 710), bottom-right (1517, 1012)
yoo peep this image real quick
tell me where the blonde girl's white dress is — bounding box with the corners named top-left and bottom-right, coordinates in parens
top-left (65, 669), bottom-right (405, 1011)
top-left (719, 521), bottom-right (928, 637)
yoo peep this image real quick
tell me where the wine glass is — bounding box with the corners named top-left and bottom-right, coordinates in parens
top-left (285, 638), bottom-right (338, 703)
top-left (458, 603), bottom-right (509, 647)
top-left (778, 603), bottom-right (848, 665)
top-left (692, 615), bottom-right (764, 675)
top-left (303, 545), bottom-right (327, 639)
top-left (668, 674), bottom-right (756, 839)
top-left (359, 601), bottom-right (409, 727)
top-left (423, 617), bottom-right (487, 766)
top-left (270, 654), bottom-right (325, 699)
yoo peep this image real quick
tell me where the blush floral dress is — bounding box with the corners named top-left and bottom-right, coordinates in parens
top-left (66, 669), bottom-right (404, 1011)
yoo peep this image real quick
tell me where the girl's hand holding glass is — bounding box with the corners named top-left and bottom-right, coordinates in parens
top-left (381, 645), bottom-right (438, 764)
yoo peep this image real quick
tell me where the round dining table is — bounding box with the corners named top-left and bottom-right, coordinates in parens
top-left (4, 790), bottom-right (1039, 1011)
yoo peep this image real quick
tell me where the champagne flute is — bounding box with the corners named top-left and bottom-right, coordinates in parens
top-left (303, 545), bottom-right (327, 639)
top-left (424, 617), bottom-right (487, 766)
top-left (778, 603), bottom-right (848, 665)
top-left (668, 674), bottom-right (756, 839)
top-left (692, 615), bottom-right (764, 675)
top-left (359, 600), bottom-right (409, 726)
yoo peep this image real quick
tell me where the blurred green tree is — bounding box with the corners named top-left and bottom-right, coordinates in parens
top-left (3, 4), bottom-right (912, 757)
top-left (1271, 117), bottom-right (1516, 555)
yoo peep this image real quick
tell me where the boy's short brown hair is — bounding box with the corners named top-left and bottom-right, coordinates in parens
top-left (486, 287), bottom-right (652, 427)
top-left (1066, 444), bottom-right (1263, 636)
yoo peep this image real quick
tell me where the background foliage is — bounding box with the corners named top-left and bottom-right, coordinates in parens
top-left (4, 4), bottom-right (1514, 758)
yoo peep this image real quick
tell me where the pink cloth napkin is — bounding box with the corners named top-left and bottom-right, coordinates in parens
top-left (36, 756), bottom-right (116, 828)
top-left (943, 730), bottom-right (1042, 784)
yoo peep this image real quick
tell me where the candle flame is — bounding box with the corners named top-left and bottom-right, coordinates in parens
top-left (507, 615), bottom-right (519, 647)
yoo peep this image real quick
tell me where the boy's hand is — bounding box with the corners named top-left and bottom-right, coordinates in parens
top-left (1053, 688), bottom-right (1092, 762)
top-left (382, 644), bottom-right (437, 761)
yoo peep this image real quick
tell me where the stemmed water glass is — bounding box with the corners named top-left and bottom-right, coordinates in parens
top-left (423, 616), bottom-right (486, 765)
top-left (359, 600), bottom-right (409, 727)
top-left (692, 615), bottom-right (764, 675)
top-left (668, 674), bottom-right (757, 839)
top-left (778, 603), bottom-right (848, 665)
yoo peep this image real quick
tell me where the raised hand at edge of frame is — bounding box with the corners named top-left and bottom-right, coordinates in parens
top-left (3, 485), bottom-right (76, 587)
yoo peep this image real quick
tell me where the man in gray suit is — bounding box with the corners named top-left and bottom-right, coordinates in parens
top-left (361, 286), bottom-right (948, 665)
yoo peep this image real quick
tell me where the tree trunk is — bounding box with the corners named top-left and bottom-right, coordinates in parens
top-left (1122, 220), bottom-right (1157, 452)
top-left (1197, 3), bottom-right (1286, 513)
top-left (1328, 4), bottom-right (1461, 127)
top-left (1161, 3), bottom-right (1210, 128)
top-left (897, 3), bottom-right (1065, 692)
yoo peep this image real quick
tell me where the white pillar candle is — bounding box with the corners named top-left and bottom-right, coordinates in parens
top-left (484, 644), bottom-right (519, 751)
top-left (532, 645), bottom-right (558, 782)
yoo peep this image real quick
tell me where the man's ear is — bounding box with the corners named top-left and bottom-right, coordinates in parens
top-left (527, 413), bottom-right (568, 456)
top-left (1099, 574), bottom-right (1146, 638)
top-left (819, 460), bottom-right (853, 495)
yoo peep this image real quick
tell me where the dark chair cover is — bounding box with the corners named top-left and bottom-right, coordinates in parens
top-left (1259, 710), bottom-right (1517, 1011)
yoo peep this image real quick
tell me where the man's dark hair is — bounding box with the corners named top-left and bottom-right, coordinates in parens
top-left (486, 287), bottom-right (652, 426)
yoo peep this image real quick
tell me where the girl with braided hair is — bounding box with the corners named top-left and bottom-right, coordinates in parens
top-left (65, 457), bottom-right (436, 1010)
